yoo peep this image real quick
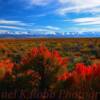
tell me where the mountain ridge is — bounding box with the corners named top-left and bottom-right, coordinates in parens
top-left (0, 32), bottom-right (100, 38)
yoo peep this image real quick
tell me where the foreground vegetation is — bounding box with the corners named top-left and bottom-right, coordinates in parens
top-left (0, 38), bottom-right (100, 100)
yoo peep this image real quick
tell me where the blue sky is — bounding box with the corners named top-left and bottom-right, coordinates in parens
top-left (0, 0), bottom-right (100, 34)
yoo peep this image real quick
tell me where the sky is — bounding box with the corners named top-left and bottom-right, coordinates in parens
top-left (0, 0), bottom-right (100, 34)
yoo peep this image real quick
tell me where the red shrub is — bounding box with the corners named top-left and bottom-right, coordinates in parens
top-left (0, 59), bottom-right (14, 80)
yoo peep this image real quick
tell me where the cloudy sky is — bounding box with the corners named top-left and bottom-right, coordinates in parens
top-left (0, 0), bottom-right (100, 33)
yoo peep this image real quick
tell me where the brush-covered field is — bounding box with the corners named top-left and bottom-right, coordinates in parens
top-left (0, 38), bottom-right (100, 100)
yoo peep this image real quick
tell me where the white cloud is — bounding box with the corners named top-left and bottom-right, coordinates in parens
top-left (0, 30), bottom-right (9, 33)
top-left (59, 0), bottom-right (100, 5)
top-left (0, 25), bottom-right (24, 30)
top-left (32, 28), bottom-right (48, 32)
top-left (28, 0), bottom-right (53, 6)
top-left (64, 16), bottom-right (100, 32)
top-left (59, 0), bottom-right (69, 4)
top-left (0, 19), bottom-right (27, 26)
top-left (31, 25), bottom-right (60, 33)
top-left (74, 27), bottom-right (100, 32)
top-left (73, 17), bottom-right (100, 25)
top-left (67, 27), bottom-right (100, 32)
top-left (80, 21), bottom-right (100, 25)
top-left (45, 26), bottom-right (60, 30)
top-left (57, 0), bottom-right (100, 15)
top-left (32, 28), bottom-right (56, 34)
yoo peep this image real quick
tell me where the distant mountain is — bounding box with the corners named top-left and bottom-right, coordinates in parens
top-left (0, 31), bottom-right (100, 38)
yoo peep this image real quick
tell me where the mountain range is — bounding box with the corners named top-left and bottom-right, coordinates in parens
top-left (0, 31), bottom-right (100, 38)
